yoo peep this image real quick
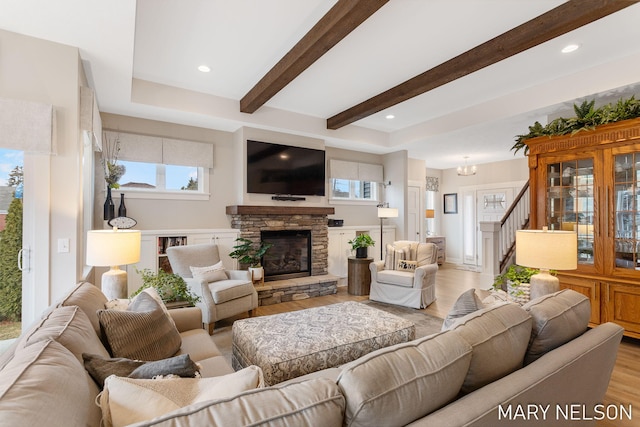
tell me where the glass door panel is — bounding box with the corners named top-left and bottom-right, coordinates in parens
top-left (546, 158), bottom-right (594, 265)
top-left (613, 153), bottom-right (640, 270)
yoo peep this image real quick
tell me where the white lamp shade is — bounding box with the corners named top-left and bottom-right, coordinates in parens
top-left (87, 229), bottom-right (141, 267)
top-left (378, 207), bottom-right (398, 218)
top-left (516, 229), bottom-right (577, 271)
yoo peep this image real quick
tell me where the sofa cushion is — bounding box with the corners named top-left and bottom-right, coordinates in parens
top-left (208, 279), bottom-right (254, 304)
top-left (448, 302), bottom-right (532, 394)
top-left (98, 292), bottom-right (182, 361)
top-left (441, 288), bottom-right (484, 330)
top-left (337, 331), bottom-right (473, 427)
top-left (190, 261), bottom-right (227, 283)
top-left (129, 377), bottom-right (344, 427)
top-left (99, 365), bottom-right (264, 427)
top-left (22, 305), bottom-right (110, 363)
top-left (522, 289), bottom-right (591, 365)
top-left (0, 339), bottom-right (92, 426)
top-left (59, 281), bottom-right (108, 335)
top-left (376, 269), bottom-right (414, 287)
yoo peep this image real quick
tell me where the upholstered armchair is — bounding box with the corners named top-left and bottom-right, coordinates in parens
top-left (369, 241), bottom-right (439, 309)
top-left (166, 243), bottom-right (258, 334)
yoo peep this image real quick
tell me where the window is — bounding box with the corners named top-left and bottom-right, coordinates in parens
top-left (330, 178), bottom-right (378, 202)
top-left (116, 160), bottom-right (208, 199)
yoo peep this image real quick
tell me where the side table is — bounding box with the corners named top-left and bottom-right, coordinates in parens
top-left (425, 236), bottom-right (446, 265)
top-left (348, 257), bottom-right (373, 296)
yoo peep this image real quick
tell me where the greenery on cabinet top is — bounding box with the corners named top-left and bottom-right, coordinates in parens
top-left (512, 96), bottom-right (640, 155)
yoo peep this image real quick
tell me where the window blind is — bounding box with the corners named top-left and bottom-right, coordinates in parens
top-left (329, 159), bottom-right (383, 182)
top-left (0, 97), bottom-right (56, 154)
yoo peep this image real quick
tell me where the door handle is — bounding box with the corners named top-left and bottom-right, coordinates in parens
top-left (18, 247), bottom-right (29, 272)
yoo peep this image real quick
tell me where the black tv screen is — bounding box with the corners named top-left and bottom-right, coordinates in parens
top-left (246, 140), bottom-right (326, 196)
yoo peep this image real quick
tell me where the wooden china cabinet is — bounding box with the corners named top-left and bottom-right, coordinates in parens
top-left (526, 117), bottom-right (640, 338)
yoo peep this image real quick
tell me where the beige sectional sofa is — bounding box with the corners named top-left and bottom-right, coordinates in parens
top-left (0, 282), bottom-right (623, 427)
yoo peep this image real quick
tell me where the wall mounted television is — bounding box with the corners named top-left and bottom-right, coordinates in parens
top-left (246, 140), bottom-right (326, 196)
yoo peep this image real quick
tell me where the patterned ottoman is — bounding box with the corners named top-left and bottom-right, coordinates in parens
top-left (232, 301), bottom-right (415, 385)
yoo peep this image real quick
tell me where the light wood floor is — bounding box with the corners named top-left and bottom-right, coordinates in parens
top-left (246, 264), bottom-right (639, 427)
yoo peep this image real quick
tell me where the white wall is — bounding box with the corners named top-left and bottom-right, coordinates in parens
top-left (383, 150), bottom-right (409, 240)
top-left (440, 157), bottom-right (529, 264)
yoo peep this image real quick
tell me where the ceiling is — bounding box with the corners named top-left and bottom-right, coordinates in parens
top-left (2, 0), bottom-right (640, 169)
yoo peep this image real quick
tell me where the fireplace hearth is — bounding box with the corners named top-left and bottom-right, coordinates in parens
top-left (261, 230), bottom-right (311, 281)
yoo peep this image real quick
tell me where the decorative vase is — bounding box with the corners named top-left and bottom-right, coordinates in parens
top-left (103, 186), bottom-right (115, 221)
top-left (355, 247), bottom-right (368, 259)
top-left (507, 281), bottom-right (531, 305)
top-left (118, 193), bottom-right (127, 217)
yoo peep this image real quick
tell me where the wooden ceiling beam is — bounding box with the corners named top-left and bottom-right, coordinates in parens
top-left (327, 0), bottom-right (639, 130)
top-left (240, 0), bottom-right (389, 114)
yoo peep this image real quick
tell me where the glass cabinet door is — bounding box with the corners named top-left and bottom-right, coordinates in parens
top-left (613, 152), bottom-right (640, 271)
top-left (546, 158), bottom-right (594, 266)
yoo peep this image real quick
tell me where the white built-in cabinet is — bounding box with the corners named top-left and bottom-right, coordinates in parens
top-left (328, 226), bottom-right (395, 280)
top-left (126, 229), bottom-right (239, 295)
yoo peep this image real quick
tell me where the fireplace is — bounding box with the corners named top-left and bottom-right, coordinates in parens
top-left (261, 230), bottom-right (311, 281)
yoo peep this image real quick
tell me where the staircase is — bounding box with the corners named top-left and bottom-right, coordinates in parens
top-left (480, 181), bottom-right (530, 282)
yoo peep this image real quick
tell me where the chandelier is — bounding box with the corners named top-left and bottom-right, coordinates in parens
top-left (457, 156), bottom-right (477, 176)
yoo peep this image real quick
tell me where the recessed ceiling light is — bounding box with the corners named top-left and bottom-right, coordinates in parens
top-left (385, 114), bottom-right (395, 120)
top-left (561, 44), bottom-right (580, 54)
top-left (197, 65), bottom-right (211, 73)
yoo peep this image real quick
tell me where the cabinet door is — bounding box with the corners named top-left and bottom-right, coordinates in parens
top-left (557, 273), bottom-right (600, 324)
top-left (539, 152), bottom-right (600, 275)
top-left (328, 230), bottom-right (355, 277)
top-left (126, 235), bottom-right (156, 295)
top-left (602, 281), bottom-right (640, 337)
top-left (607, 146), bottom-right (640, 280)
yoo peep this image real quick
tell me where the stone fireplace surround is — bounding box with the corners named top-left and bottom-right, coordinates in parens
top-left (226, 205), bottom-right (338, 305)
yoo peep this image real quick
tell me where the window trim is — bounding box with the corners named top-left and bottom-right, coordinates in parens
top-left (115, 163), bottom-right (210, 201)
top-left (329, 178), bottom-right (379, 205)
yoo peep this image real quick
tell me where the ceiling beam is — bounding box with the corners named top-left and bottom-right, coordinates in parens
top-left (327, 0), bottom-right (639, 130)
top-left (240, 0), bottom-right (389, 114)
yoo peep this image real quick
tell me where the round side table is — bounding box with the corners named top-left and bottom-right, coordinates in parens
top-left (348, 257), bottom-right (373, 296)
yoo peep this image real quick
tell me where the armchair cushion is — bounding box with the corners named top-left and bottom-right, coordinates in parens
top-left (190, 261), bottom-right (227, 283)
top-left (209, 280), bottom-right (255, 304)
top-left (376, 270), bottom-right (415, 288)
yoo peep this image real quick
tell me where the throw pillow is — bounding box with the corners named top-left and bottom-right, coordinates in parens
top-left (190, 261), bottom-right (227, 283)
top-left (104, 299), bottom-right (130, 311)
top-left (522, 289), bottom-right (590, 365)
top-left (384, 244), bottom-right (395, 270)
top-left (83, 353), bottom-right (201, 388)
top-left (441, 289), bottom-right (485, 330)
top-left (98, 365), bottom-right (264, 427)
top-left (396, 259), bottom-right (417, 271)
top-left (97, 292), bottom-right (181, 361)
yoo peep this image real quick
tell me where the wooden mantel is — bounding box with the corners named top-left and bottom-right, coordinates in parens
top-left (225, 205), bottom-right (335, 216)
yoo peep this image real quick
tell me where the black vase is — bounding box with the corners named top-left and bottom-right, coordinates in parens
top-left (118, 193), bottom-right (127, 217)
top-left (356, 247), bottom-right (368, 258)
top-left (103, 186), bottom-right (115, 221)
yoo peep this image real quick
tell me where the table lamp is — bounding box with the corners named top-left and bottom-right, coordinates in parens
top-left (516, 227), bottom-right (577, 300)
top-left (87, 228), bottom-right (141, 300)
top-left (377, 206), bottom-right (398, 259)
top-left (425, 209), bottom-right (435, 236)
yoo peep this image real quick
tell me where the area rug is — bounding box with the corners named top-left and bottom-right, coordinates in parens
top-left (210, 301), bottom-right (443, 365)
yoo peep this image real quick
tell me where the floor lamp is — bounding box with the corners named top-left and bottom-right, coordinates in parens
top-left (515, 227), bottom-right (577, 300)
top-left (377, 206), bottom-right (398, 259)
top-left (87, 228), bottom-right (141, 300)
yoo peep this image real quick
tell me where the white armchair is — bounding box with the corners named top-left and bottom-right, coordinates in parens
top-left (369, 241), bottom-right (439, 309)
top-left (167, 243), bottom-right (258, 334)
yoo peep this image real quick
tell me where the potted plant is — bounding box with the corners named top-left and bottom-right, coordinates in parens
top-left (229, 237), bottom-right (273, 282)
top-left (348, 233), bottom-right (375, 259)
top-left (492, 264), bottom-right (542, 304)
top-left (132, 268), bottom-right (200, 306)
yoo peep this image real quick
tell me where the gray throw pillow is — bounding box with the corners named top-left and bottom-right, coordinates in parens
top-left (97, 292), bottom-right (182, 361)
top-left (441, 288), bottom-right (484, 330)
top-left (83, 353), bottom-right (200, 388)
